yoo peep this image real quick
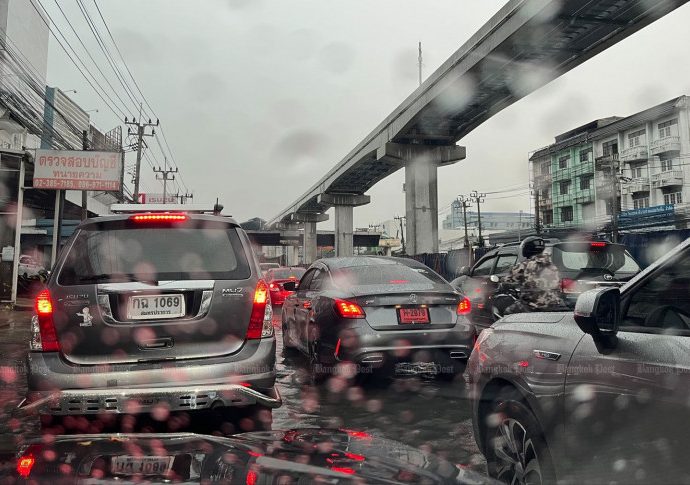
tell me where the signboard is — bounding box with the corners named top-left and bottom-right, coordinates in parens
top-left (137, 193), bottom-right (178, 204)
top-left (34, 150), bottom-right (122, 191)
top-left (618, 204), bottom-right (675, 228)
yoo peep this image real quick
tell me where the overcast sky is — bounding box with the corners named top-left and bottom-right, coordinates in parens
top-left (44, 0), bottom-right (690, 229)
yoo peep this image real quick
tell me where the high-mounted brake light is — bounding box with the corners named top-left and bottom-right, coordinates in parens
top-left (334, 299), bottom-right (365, 318)
top-left (590, 241), bottom-right (607, 248)
top-left (247, 280), bottom-right (273, 339)
top-left (32, 290), bottom-right (59, 352)
top-left (457, 297), bottom-right (472, 315)
top-left (130, 213), bottom-right (188, 222)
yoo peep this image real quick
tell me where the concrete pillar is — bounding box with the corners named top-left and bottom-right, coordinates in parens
top-left (287, 212), bottom-right (328, 265)
top-left (286, 245), bottom-right (300, 266)
top-left (377, 142), bottom-right (466, 255)
top-left (303, 221), bottom-right (317, 264)
top-left (317, 193), bottom-right (371, 257)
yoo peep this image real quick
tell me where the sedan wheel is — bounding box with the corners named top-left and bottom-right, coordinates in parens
top-left (486, 390), bottom-right (555, 485)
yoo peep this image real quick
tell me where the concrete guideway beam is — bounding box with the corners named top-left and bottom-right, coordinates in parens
top-left (377, 143), bottom-right (466, 255)
top-left (317, 193), bottom-right (371, 257)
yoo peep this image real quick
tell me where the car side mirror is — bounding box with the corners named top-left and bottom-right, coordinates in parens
top-left (574, 287), bottom-right (620, 347)
top-left (283, 281), bottom-right (297, 292)
top-left (458, 266), bottom-right (470, 276)
top-left (489, 274), bottom-right (500, 283)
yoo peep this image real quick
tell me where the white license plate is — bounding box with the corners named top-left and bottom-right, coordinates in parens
top-left (127, 294), bottom-right (185, 320)
top-left (111, 455), bottom-right (174, 476)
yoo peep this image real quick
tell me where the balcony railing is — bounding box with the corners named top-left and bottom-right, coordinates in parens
top-left (595, 152), bottom-right (619, 169)
top-left (622, 179), bottom-right (650, 195)
top-left (619, 145), bottom-right (649, 163)
top-left (651, 169), bottom-right (684, 188)
top-left (650, 136), bottom-right (681, 156)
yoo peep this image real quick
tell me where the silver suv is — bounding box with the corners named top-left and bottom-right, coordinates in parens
top-left (19, 209), bottom-right (280, 416)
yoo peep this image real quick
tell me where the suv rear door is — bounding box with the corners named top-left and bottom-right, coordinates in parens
top-left (51, 216), bottom-right (258, 365)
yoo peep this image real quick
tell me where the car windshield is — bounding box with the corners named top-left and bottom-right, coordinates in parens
top-left (3, 1), bottom-right (690, 482)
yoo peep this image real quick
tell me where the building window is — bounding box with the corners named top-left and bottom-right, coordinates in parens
top-left (561, 206), bottom-right (574, 222)
top-left (558, 156), bottom-right (569, 169)
top-left (541, 188), bottom-right (549, 199)
top-left (661, 159), bottom-right (674, 171)
top-left (658, 119), bottom-right (678, 138)
top-left (628, 129), bottom-right (646, 148)
top-left (631, 165), bottom-right (645, 178)
top-left (664, 192), bottom-right (683, 205)
top-left (543, 211), bottom-right (553, 225)
top-left (580, 176), bottom-right (592, 190)
top-left (579, 148), bottom-right (592, 163)
top-left (560, 180), bottom-right (571, 195)
top-left (602, 139), bottom-right (618, 157)
top-left (541, 162), bottom-right (551, 175)
top-left (633, 196), bottom-right (650, 210)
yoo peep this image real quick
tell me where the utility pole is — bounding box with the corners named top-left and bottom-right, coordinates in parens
top-left (534, 189), bottom-right (542, 236)
top-left (180, 192), bottom-right (194, 205)
top-left (609, 160), bottom-right (620, 243)
top-left (153, 157), bottom-right (178, 203)
top-left (418, 41), bottom-right (423, 86)
top-left (81, 130), bottom-right (89, 220)
top-left (394, 215), bottom-right (406, 255)
top-left (470, 190), bottom-right (486, 247)
top-left (125, 106), bottom-right (158, 203)
top-left (457, 196), bottom-right (473, 266)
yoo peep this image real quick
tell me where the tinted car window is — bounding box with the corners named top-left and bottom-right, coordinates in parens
top-left (58, 222), bottom-right (250, 284)
top-left (270, 268), bottom-right (306, 280)
top-left (551, 244), bottom-right (640, 275)
top-left (309, 269), bottom-right (326, 290)
top-left (298, 269), bottom-right (316, 290)
top-left (623, 249), bottom-right (690, 331)
top-left (472, 256), bottom-right (496, 277)
top-left (332, 262), bottom-right (446, 287)
top-left (494, 254), bottom-right (517, 274)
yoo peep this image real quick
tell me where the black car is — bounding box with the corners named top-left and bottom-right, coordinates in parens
top-left (450, 237), bottom-right (641, 330)
top-left (19, 208), bottom-right (281, 418)
top-left (466, 236), bottom-right (690, 484)
top-left (281, 256), bottom-right (474, 379)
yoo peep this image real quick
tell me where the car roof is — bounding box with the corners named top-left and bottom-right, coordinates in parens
top-left (78, 212), bottom-right (240, 228)
top-left (316, 256), bottom-right (423, 270)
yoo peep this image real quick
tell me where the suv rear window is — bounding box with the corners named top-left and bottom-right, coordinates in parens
top-left (58, 220), bottom-right (250, 285)
top-left (550, 243), bottom-right (640, 276)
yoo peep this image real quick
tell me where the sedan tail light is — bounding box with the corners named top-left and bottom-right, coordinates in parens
top-left (247, 280), bottom-right (273, 339)
top-left (17, 444), bottom-right (41, 478)
top-left (334, 299), bottom-right (365, 319)
top-left (31, 290), bottom-right (59, 352)
top-left (457, 297), bottom-right (472, 315)
top-left (560, 278), bottom-right (578, 294)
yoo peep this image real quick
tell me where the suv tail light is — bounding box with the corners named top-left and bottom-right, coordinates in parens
top-left (31, 290), bottom-right (59, 352)
top-left (247, 280), bottom-right (273, 339)
top-left (457, 297), bottom-right (472, 315)
top-left (560, 278), bottom-right (578, 294)
top-left (334, 299), bottom-right (365, 318)
top-left (16, 444), bottom-right (41, 478)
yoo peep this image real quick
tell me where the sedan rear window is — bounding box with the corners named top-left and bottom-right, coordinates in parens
top-left (551, 243), bottom-right (640, 275)
top-left (333, 261), bottom-right (447, 287)
top-left (58, 222), bottom-right (250, 285)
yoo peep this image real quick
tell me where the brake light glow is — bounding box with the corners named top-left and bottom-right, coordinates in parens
top-left (457, 297), bottom-right (472, 315)
top-left (334, 299), bottom-right (365, 318)
top-left (560, 278), bottom-right (578, 294)
top-left (130, 213), bottom-right (188, 223)
top-left (32, 290), bottom-right (59, 352)
top-left (269, 283), bottom-right (276, 290)
top-left (16, 456), bottom-right (35, 478)
top-left (247, 280), bottom-right (273, 339)
top-left (590, 241), bottom-right (607, 248)
top-left (330, 467), bottom-right (356, 475)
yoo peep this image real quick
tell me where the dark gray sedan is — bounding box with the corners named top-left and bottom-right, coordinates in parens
top-left (281, 256), bottom-right (475, 379)
top-left (467, 237), bottom-right (690, 484)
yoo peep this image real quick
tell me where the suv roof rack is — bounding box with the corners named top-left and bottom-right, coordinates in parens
top-left (110, 204), bottom-right (226, 215)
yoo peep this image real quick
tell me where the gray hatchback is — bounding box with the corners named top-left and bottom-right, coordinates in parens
top-left (19, 209), bottom-right (280, 416)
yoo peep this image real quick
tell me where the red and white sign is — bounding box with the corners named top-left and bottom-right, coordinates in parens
top-left (34, 150), bottom-right (122, 191)
top-left (137, 193), bottom-right (178, 204)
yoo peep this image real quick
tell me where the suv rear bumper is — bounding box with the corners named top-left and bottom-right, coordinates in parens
top-left (18, 383), bottom-right (281, 415)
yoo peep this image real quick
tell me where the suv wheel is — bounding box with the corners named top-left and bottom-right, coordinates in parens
top-left (485, 388), bottom-right (556, 485)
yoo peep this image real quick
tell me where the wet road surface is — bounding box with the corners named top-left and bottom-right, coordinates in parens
top-left (0, 307), bottom-right (485, 472)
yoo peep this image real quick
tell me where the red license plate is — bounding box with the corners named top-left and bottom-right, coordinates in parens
top-left (398, 307), bottom-right (430, 324)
